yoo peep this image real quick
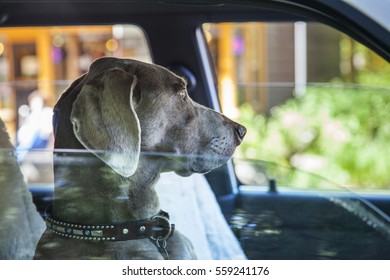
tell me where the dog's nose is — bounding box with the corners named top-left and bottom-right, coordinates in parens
top-left (235, 124), bottom-right (247, 142)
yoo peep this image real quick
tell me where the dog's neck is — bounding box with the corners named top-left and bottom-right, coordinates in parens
top-left (52, 153), bottom-right (162, 225)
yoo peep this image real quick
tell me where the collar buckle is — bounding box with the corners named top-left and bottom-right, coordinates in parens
top-left (149, 214), bottom-right (174, 241)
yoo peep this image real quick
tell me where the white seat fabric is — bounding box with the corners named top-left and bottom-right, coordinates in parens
top-left (156, 172), bottom-right (247, 260)
top-left (0, 134), bottom-right (46, 259)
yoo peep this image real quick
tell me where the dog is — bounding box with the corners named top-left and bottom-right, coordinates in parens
top-left (34, 57), bottom-right (246, 259)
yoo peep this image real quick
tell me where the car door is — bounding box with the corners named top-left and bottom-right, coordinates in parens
top-left (195, 5), bottom-right (390, 259)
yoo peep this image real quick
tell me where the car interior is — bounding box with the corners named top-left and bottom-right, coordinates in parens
top-left (0, 0), bottom-right (390, 260)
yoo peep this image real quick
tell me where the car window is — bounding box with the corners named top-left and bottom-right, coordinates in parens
top-left (201, 21), bottom-right (390, 260)
top-left (202, 22), bottom-right (390, 194)
top-left (0, 25), bottom-right (151, 145)
top-left (0, 24), bottom-right (153, 212)
top-left (0, 24), bottom-right (152, 217)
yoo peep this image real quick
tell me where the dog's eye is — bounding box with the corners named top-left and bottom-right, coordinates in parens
top-left (179, 90), bottom-right (186, 100)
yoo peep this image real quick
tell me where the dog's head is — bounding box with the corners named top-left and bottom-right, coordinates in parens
top-left (55, 57), bottom-right (245, 177)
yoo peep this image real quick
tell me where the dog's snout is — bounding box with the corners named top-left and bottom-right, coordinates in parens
top-left (235, 124), bottom-right (247, 142)
top-left (220, 114), bottom-right (247, 144)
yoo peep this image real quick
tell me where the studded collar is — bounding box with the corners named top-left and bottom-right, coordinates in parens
top-left (45, 210), bottom-right (174, 242)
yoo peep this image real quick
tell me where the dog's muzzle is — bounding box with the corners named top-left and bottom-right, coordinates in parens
top-left (45, 210), bottom-right (174, 242)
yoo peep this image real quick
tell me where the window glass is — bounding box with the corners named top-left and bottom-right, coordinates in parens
top-left (0, 24), bottom-right (151, 191)
top-left (202, 22), bottom-right (390, 192)
top-left (0, 25), bottom-right (151, 146)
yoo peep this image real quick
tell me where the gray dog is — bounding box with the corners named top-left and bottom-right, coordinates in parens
top-left (34, 57), bottom-right (246, 260)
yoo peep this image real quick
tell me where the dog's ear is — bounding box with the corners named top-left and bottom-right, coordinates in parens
top-left (70, 68), bottom-right (140, 177)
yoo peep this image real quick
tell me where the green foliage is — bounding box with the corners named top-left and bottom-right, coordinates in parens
top-left (237, 85), bottom-right (390, 190)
